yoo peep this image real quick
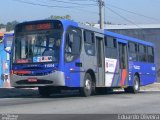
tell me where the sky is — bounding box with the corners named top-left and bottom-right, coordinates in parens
top-left (0, 0), bottom-right (160, 25)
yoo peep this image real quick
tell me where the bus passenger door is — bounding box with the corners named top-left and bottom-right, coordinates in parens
top-left (96, 36), bottom-right (105, 86)
top-left (118, 41), bottom-right (128, 86)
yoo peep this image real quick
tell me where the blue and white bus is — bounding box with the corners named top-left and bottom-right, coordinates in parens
top-left (9, 20), bottom-right (156, 97)
top-left (1, 33), bottom-right (14, 87)
top-left (3, 33), bottom-right (14, 53)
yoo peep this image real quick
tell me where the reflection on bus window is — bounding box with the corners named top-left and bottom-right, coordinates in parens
top-left (65, 27), bottom-right (81, 62)
top-left (14, 32), bottom-right (62, 63)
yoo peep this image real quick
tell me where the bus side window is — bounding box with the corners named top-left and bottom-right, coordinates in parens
top-left (128, 42), bottom-right (138, 61)
top-left (65, 27), bottom-right (81, 62)
top-left (84, 30), bottom-right (95, 56)
top-left (105, 36), bottom-right (117, 59)
top-left (138, 44), bottom-right (147, 62)
top-left (147, 46), bottom-right (154, 63)
top-left (65, 33), bottom-right (73, 53)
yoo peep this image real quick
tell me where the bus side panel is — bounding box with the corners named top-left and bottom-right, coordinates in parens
top-left (105, 58), bottom-right (120, 87)
top-left (64, 59), bottom-right (81, 87)
top-left (128, 61), bottom-right (156, 86)
top-left (79, 54), bottom-right (97, 87)
top-left (105, 57), bottom-right (129, 87)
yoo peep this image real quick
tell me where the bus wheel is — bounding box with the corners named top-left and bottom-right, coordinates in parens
top-left (38, 86), bottom-right (52, 97)
top-left (132, 75), bottom-right (140, 93)
top-left (80, 73), bottom-right (93, 97)
top-left (124, 75), bottom-right (140, 93)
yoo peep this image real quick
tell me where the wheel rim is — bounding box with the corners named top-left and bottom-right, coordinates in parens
top-left (134, 78), bottom-right (139, 90)
top-left (85, 79), bottom-right (91, 91)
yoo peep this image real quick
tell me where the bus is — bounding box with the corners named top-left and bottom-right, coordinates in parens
top-left (2, 33), bottom-right (14, 87)
top-left (9, 20), bottom-right (156, 97)
top-left (3, 33), bottom-right (14, 53)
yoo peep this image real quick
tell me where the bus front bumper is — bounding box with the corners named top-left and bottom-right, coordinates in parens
top-left (10, 71), bottom-right (65, 87)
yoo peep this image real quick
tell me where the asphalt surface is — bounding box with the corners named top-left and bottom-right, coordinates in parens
top-left (0, 88), bottom-right (160, 120)
top-left (0, 88), bottom-right (160, 114)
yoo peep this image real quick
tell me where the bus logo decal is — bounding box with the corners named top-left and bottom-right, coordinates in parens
top-left (133, 65), bottom-right (140, 70)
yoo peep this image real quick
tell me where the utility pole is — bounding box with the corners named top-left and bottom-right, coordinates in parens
top-left (98, 0), bottom-right (105, 29)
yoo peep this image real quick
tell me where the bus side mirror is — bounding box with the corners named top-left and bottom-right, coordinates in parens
top-left (4, 47), bottom-right (11, 54)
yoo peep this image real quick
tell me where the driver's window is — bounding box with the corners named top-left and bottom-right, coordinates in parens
top-left (65, 27), bottom-right (81, 62)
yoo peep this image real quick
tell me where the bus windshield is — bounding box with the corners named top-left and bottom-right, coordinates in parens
top-left (13, 31), bottom-right (62, 64)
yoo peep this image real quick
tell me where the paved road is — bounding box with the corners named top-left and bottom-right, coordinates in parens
top-left (0, 89), bottom-right (160, 114)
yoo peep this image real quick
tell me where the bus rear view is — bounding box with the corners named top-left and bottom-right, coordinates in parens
top-left (11, 20), bottom-right (65, 96)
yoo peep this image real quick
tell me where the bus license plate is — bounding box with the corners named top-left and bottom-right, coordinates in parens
top-left (28, 78), bottom-right (38, 82)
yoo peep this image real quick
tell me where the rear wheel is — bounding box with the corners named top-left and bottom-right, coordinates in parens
top-left (124, 75), bottom-right (140, 93)
top-left (132, 75), bottom-right (140, 93)
top-left (80, 73), bottom-right (95, 97)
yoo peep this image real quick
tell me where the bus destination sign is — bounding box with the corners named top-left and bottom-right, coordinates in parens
top-left (25, 23), bottom-right (52, 31)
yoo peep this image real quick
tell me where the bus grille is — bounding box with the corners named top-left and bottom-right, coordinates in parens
top-left (16, 80), bottom-right (53, 85)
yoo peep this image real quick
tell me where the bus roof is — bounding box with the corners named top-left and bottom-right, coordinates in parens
top-left (16, 19), bottom-right (154, 47)
top-left (77, 21), bottom-right (154, 47)
top-left (61, 20), bottom-right (154, 47)
top-left (105, 30), bottom-right (154, 46)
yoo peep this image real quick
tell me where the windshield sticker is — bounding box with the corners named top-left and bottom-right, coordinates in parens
top-left (33, 56), bottom-right (53, 62)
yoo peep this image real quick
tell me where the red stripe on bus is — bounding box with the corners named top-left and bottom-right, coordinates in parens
top-left (120, 69), bottom-right (127, 86)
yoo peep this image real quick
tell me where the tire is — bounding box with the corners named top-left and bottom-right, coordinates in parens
top-left (124, 75), bottom-right (140, 93)
top-left (38, 86), bottom-right (52, 97)
top-left (80, 73), bottom-right (95, 97)
top-left (132, 75), bottom-right (140, 93)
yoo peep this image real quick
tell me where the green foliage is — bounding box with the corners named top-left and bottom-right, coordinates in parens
top-left (47, 15), bottom-right (71, 20)
top-left (0, 20), bottom-right (19, 31)
top-left (0, 23), bottom-right (5, 29)
top-left (6, 21), bottom-right (19, 31)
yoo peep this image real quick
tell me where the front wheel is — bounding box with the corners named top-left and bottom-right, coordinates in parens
top-left (124, 75), bottom-right (140, 93)
top-left (80, 73), bottom-right (95, 97)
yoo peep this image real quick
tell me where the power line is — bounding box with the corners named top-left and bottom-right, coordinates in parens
top-left (106, 3), bottom-right (160, 23)
top-left (11, 0), bottom-right (99, 15)
top-left (12, 0), bottom-right (78, 8)
top-left (48, 0), bottom-right (96, 6)
top-left (106, 6), bottom-right (142, 29)
top-left (67, 0), bottom-right (97, 2)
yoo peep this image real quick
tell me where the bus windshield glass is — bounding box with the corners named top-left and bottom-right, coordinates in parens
top-left (13, 31), bottom-right (62, 64)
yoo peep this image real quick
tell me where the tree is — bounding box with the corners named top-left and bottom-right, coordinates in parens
top-left (97, 20), bottom-right (113, 25)
top-left (47, 15), bottom-right (71, 20)
top-left (6, 20), bottom-right (19, 31)
top-left (0, 23), bottom-right (6, 29)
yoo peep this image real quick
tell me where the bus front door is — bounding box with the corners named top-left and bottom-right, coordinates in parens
top-left (118, 41), bottom-right (128, 86)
